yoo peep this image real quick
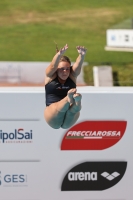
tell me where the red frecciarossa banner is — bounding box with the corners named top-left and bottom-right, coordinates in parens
top-left (61, 121), bottom-right (127, 150)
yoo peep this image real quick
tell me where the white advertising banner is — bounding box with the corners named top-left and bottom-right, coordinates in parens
top-left (0, 86), bottom-right (133, 200)
top-left (106, 29), bottom-right (133, 48)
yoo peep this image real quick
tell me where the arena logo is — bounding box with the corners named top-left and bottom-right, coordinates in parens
top-left (0, 171), bottom-right (28, 187)
top-left (0, 128), bottom-right (33, 143)
top-left (61, 161), bottom-right (127, 191)
top-left (61, 121), bottom-right (127, 150)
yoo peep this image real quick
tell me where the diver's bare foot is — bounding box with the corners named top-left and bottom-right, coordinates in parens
top-left (73, 93), bottom-right (82, 106)
top-left (67, 88), bottom-right (77, 104)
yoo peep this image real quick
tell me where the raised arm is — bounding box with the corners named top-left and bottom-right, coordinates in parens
top-left (45, 44), bottom-right (68, 77)
top-left (71, 46), bottom-right (87, 78)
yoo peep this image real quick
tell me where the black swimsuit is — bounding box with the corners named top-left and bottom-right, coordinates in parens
top-left (45, 77), bottom-right (76, 106)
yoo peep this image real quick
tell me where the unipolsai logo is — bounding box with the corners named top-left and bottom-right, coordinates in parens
top-left (61, 121), bottom-right (127, 150)
top-left (0, 171), bottom-right (28, 187)
top-left (61, 161), bottom-right (127, 191)
top-left (0, 128), bottom-right (33, 143)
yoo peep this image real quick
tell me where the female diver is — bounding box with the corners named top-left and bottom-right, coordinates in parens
top-left (44, 44), bottom-right (87, 129)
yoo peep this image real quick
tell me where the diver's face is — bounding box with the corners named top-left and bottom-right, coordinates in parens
top-left (57, 61), bottom-right (71, 80)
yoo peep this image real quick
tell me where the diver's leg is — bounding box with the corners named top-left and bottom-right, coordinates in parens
top-left (44, 88), bottom-right (76, 129)
top-left (61, 93), bottom-right (82, 129)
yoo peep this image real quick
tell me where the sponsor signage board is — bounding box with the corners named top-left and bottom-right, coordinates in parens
top-left (0, 87), bottom-right (133, 200)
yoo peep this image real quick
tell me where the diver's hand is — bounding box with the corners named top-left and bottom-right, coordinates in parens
top-left (76, 46), bottom-right (87, 55)
top-left (59, 44), bottom-right (68, 55)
